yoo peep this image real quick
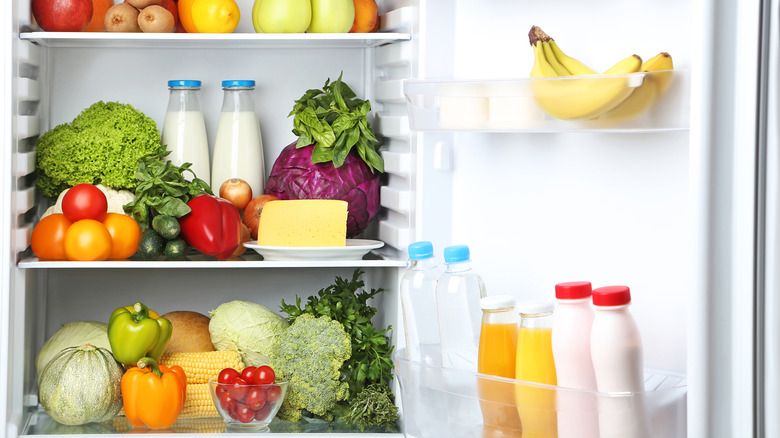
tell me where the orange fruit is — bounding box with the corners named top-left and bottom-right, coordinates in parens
top-left (31, 214), bottom-right (73, 260)
top-left (83, 0), bottom-right (115, 32)
top-left (103, 213), bottom-right (142, 259)
top-left (191, 0), bottom-right (240, 33)
top-left (178, 0), bottom-right (200, 33)
top-left (349, 0), bottom-right (378, 33)
top-left (64, 219), bottom-right (113, 261)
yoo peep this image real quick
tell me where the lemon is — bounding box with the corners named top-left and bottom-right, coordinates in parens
top-left (191, 0), bottom-right (241, 33)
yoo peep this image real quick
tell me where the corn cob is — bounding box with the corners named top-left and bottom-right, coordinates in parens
top-left (158, 350), bottom-right (244, 385)
top-left (110, 415), bottom-right (226, 433)
top-left (179, 382), bottom-right (220, 419)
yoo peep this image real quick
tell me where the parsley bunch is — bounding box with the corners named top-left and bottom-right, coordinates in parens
top-left (288, 73), bottom-right (383, 173)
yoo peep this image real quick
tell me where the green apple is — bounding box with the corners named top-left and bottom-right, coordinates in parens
top-left (308, 0), bottom-right (355, 33)
top-left (252, 0), bottom-right (311, 33)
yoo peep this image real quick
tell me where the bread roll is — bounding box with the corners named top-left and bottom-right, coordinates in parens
top-left (162, 311), bottom-right (216, 353)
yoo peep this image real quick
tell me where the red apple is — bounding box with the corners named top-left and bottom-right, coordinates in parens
top-left (32, 0), bottom-right (94, 32)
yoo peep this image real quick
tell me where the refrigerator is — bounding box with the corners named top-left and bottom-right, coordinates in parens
top-left (0, 0), bottom-right (773, 436)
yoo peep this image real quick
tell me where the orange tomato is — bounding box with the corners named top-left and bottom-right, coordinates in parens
top-left (64, 219), bottom-right (113, 261)
top-left (31, 214), bottom-right (74, 260)
top-left (103, 213), bottom-right (141, 259)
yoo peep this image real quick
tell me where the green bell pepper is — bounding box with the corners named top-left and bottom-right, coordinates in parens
top-left (108, 302), bottom-right (172, 367)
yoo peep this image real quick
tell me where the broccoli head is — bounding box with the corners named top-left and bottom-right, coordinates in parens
top-left (270, 313), bottom-right (351, 422)
top-left (36, 101), bottom-right (165, 199)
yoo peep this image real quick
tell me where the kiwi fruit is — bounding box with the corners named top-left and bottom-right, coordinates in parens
top-left (126, 0), bottom-right (163, 8)
top-left (104, 3), bottom-right (142, 32)
top-left (138, 5), bottom-right (175, 33)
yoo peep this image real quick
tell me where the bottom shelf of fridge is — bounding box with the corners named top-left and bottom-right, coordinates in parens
top-left (393, 348), bottom-right (687, 438)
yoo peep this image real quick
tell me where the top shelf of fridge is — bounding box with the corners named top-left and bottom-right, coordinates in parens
top-left (403, 69), bottom-right (691, 133)
top-left (18, 31), bottom-right (411, 49)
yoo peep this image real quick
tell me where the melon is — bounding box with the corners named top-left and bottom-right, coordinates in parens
top-left (39, 344), bottom-right (124, 425)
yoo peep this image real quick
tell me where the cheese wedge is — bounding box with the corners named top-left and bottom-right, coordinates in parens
top-left (257, 199), bottom-right (348, 247)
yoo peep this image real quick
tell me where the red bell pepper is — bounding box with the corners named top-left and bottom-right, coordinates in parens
top-left (179, 194), bottom-right (241, 260)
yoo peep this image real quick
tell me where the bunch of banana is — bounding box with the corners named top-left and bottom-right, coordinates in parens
top-left (601, 51), bottom-right (674, 122)
top-left (528, 26), bottom-right (673, 121)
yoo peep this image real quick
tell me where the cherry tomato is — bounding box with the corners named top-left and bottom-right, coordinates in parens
top-left (234, 403), bottom-right (255, 423)
top-left (266, 385), bottom-right (282, 403)
top-left (254, 402), bottom-right (273, 421)
top-left (218, 368), bottom-right (240, 384)
top-left (254, 365), bottom-right (275, 385)
top-left (226, 378), bottom-right (248, 402)
top-left (31, 214), bottom-right (73, 260)
top-left (245, 387), bottom-right (267, 411)
top-left (217, 388), bottom-right (234, 412)
top-left (62, 184), bottom-right (108, 221)
top-left (240, 366), bottom-right (257, 383)
top-left (103, 213), bottom-right (141, 259)
top-left (64, 219), bottom-right (113, 261)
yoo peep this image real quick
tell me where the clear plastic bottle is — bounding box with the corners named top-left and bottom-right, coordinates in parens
top-left (515, 300), bottom-right (557, 438)
top-left (211, 80), bottom-right (265, 197)
top-left (590, 285), bottom-right (648, 438)
top-left (161, 80), bottom-right (210, 183)
top-left (551, 281), bottom-right (599, 438)
top-left (435, 244), bottom-right (487, 371)
top-left (478, 295), bottom-right (521, 438)
top-left (400, 241), bottom-right (443, 365)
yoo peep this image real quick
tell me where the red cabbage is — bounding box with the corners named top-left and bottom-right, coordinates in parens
top-left (265, 142), bottom-right (380, 238)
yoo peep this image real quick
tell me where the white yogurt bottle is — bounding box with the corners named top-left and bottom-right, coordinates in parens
top-left (590, 285), bottom-right (649, 438)
top-left (551, 281), bottom-right (599, 438)
top-left (211, 80), bottom-right (265, 197)
top-left (161, 80), bottom-right (210, 183)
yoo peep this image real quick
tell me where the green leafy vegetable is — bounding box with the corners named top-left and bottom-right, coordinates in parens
top-left (123, 155), bottom-right (212, 231)
top-left (270, 314), bottom-right (352, 422)
top-left (288, 73), bottom-right (383, 173)
top-left (35, 101), bottom-right (166, 199)
top-left (279, 269), bottom-right (395, 401)
top-left (344, 384), bottom-right (399, 432)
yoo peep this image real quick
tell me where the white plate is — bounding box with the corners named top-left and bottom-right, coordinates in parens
top-left (243, 239), bottom-right (385, 261)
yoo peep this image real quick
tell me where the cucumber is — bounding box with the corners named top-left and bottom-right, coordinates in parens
top-left (137, 229), bottom-right (165, 260)
top-left (164, 238), bottom-right (188, 261)
top-left (152, 214), bottom-right (181, 240)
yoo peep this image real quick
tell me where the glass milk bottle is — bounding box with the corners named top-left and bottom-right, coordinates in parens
top-left (161, 80), bottom-right (210, 183)
top-left (515, 300), bottom-right (557, 438)
top-left (400, 241), bottom-right (443, 365)
top-left (211, 80), bottom-right (265, 196)
top-left (478, 295), bottom-right (522, 438)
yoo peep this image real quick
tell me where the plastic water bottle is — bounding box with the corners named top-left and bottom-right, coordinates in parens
top-left (400, 241), bottom-right (443, 365)
top-left (435, 244), bottom-right (487, 371)
top-left (590, 285), bottom-right (649, 438)
top-left (551, 281), bottom-right (599, 438)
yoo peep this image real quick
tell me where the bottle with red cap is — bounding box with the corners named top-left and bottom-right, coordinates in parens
top-left (551, 281), bottom-right (599, 438)
top-left (590, 285), bottom-right (649, 438)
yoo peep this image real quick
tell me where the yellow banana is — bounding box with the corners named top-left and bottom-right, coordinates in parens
top-left (549, 40), bottom-right (597, 75)
top-left (542, 41), bottom-right (571, 76)
top-left (530, 39), bottom-right (559, 78)
top-left (601, 52), bottom-right (674, 122)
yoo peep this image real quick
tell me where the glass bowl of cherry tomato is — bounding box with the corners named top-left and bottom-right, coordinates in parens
top-left (209, 365), bottom-right (288, 430)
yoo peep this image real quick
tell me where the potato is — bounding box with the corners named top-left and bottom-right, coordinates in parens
top-left (162, 311), bottom-right (215, 353)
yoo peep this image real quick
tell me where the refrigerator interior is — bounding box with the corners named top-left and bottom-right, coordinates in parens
top-left (0, 0), bottom-right (707, 436)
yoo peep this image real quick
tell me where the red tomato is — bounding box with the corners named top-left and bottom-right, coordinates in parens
top-left (31, 214), bottom-right (73, 260)
top-left (240, 366), bottom-right (257, 383)
top-left (255, 365), bottom-right (275, 385)
top-left (218, 368), bottom-right (241, 384)
top-left (217, 388), bottom-right (234, 412)
top-left (234, 403), bottom-right (255, 423)
top-left (226, 378), bottom-right (248, 402)
top-left (266, 385), bottom-right (282, 403)
top-left (254, 402), bottom-right (273, 421)
top-left (62, 184), bottom-right (108, 222)
top-left (245, 387), bottom-right (267, 411)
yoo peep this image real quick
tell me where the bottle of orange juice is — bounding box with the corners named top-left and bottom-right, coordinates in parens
top-left (515, 300), bottom-right (557, 438)
top-left (477, 295), bottom-right (521, 438)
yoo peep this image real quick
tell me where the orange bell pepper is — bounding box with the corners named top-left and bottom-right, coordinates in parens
top-left (121, 357), bottom-right (187, 429)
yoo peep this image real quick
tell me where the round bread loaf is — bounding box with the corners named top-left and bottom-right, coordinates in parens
top-left (162, 311), bottom-right (216, 353)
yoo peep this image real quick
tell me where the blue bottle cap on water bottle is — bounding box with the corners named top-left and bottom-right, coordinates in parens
top-left (168, 80), bottom-right (201, 87)
top-left (222, 80), bottom-right (255, 88)
top-left (443, 245), bottom-right (470, 263)
top-left (408, 241), bottom-right (434, 261)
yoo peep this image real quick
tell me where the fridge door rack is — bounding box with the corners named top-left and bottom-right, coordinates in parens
top-left (403, 69), bottom-right (690, 133)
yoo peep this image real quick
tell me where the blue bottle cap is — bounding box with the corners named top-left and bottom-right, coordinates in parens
top-left (408, 241), bottom-right (434, 261)
top-left (443, 245), bottom-right (470, 263)
top-left (222, 80), bottom-right (256, 88)
top-left (168, 80), bottom-right (201, 87)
